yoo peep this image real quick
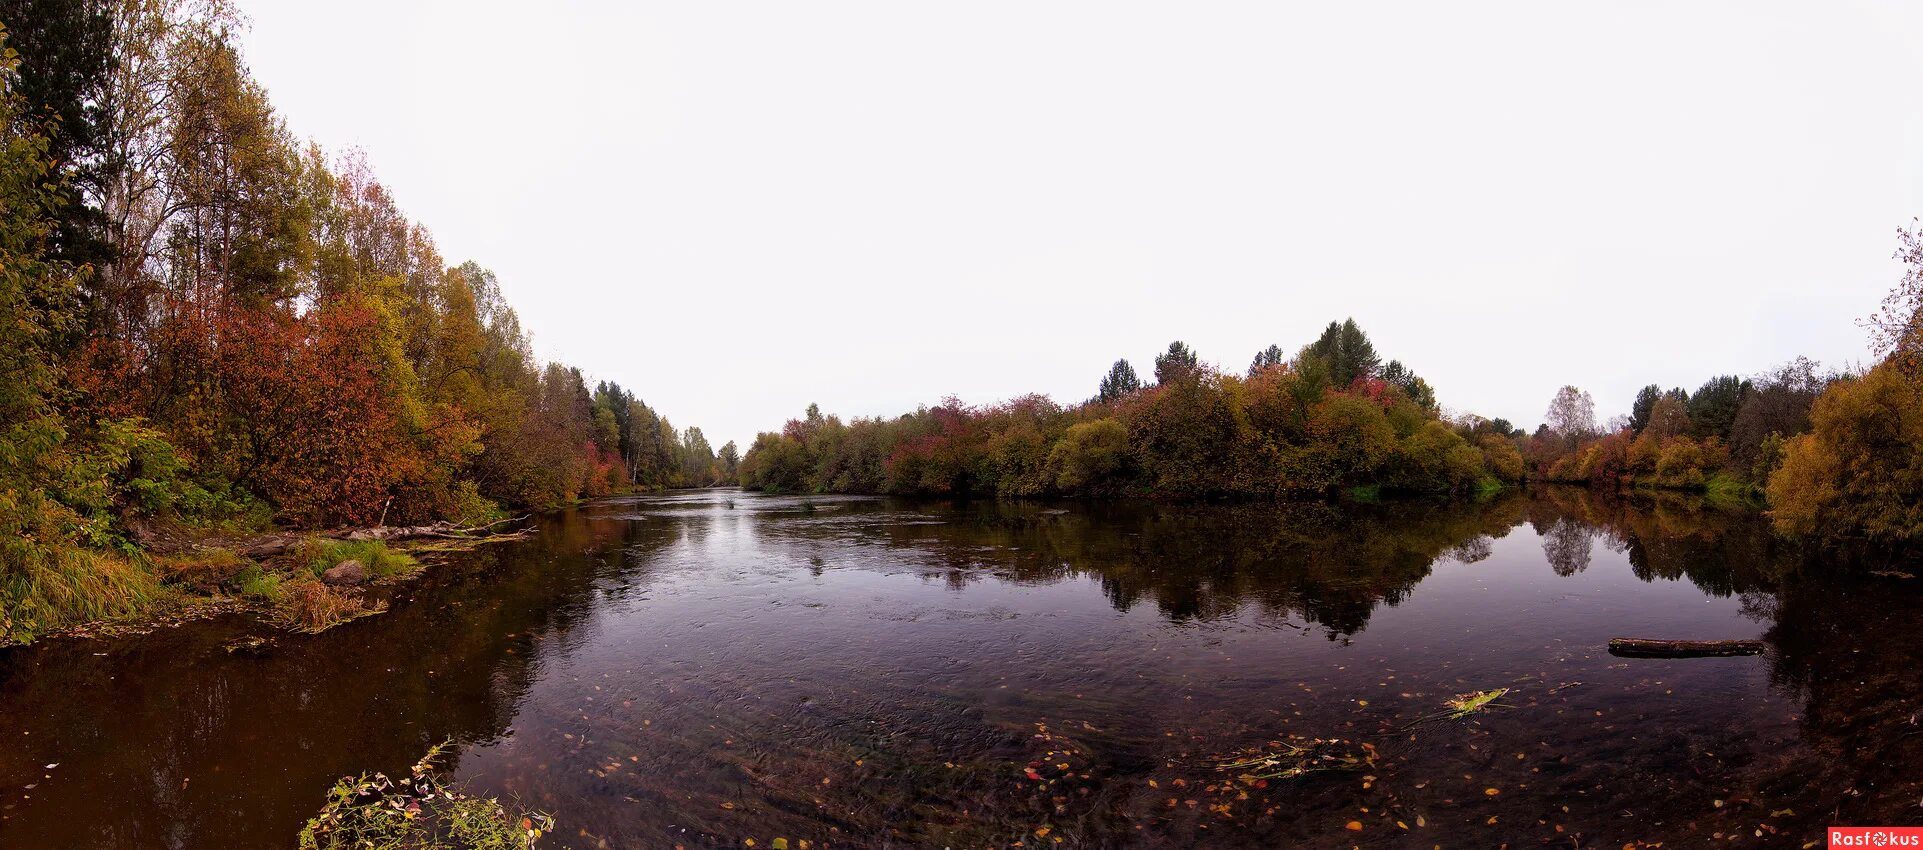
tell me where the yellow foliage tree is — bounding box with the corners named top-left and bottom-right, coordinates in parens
top-left (1767, 364), bottom-right (1923, 544)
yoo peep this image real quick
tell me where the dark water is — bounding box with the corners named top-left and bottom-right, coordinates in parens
top-left (2, 489), bottom-right (1920, 848)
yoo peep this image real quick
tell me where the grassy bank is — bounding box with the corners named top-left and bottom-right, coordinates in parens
top-left (2, 536), bottom-right (425, 648)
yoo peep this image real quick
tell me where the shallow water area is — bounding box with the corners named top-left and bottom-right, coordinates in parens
top-left (2, 487), bottom-right (1918, 848)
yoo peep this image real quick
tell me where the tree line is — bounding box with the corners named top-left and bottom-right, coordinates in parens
top-left (0, 3), bottom-right (724, 639)
top-left (1516, 219), bottom-right (1923, 549)
top-left (1519, 357), bottom-right (1840, 497)
top-left (744, 225), bottom-right (1923, 552)
top-left (739, 319), bottom-right (1526, 499)
top-left (1516, 229), bottom-right (1923, 549)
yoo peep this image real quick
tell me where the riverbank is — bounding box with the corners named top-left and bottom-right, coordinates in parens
top-left (1, 519), bottom-right (532, 650)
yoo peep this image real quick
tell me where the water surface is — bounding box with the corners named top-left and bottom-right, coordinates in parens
top-left (2, 488), bottom-right (1918, 848)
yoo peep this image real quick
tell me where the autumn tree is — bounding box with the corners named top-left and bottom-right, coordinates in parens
top-left (1865, 219), bottom-right (1923, 374)
top-left (1767, 364), bottom-right (1923, 544)
top-left (1771, 227), bottom-right (1923, 544)
top-left (1729, 357), bottom-right (1829, 477)
top-left (682, 426), bottom-right (715, 485)
top-left (1645, 393), bottom-right (1688, 440)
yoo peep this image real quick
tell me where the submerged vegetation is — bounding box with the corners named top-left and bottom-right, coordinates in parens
top-left (299, 744), bottom-right (553, 850)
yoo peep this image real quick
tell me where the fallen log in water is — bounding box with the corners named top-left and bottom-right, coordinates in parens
top-left (1608, 638), bottom-right (1766, 658)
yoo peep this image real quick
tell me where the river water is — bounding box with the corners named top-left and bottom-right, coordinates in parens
top-left (1, 488), bottom-right (1918, 848)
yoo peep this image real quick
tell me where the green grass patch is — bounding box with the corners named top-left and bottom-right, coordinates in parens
top-left (299, 539), bottom-right (418, 580)
top-left (233, 564), bottom-right (283, 601)
top-left (0, 546), bottom-right (160, 645)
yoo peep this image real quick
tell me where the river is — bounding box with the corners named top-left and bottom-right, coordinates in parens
top-left (1, 488), bottom-right (1917, 848)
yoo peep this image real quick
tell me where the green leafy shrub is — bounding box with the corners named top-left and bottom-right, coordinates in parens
top-left (58, 419), bottom-right (270, 539)
top-left (1044, 418), bottom-right (1128, 494)
top-left (445, 480), bottom-right (506, 527)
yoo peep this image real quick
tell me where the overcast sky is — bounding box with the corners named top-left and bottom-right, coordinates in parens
top-left (239, 1), bottom-right (1923, 447)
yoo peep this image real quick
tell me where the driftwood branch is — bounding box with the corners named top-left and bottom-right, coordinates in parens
top-left (1608, 638), bottom-right (1765, 658)
top-left (341, 516), bottom-right (532, 542)
top-left (240, 516), bottom-right (533, 556)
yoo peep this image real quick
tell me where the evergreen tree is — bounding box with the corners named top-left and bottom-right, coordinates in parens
top-left (1152, 341), bottom-right (1199, 385)
top-left (1248, 344), bottom-right (1286, 376)
top-left (0, 0), bottom-right (114, 269)
top-left (1629, 384), bottom-right (1661, 434)
top-left (1380, 360), bottom-right (1437, 412)
top-left (1299, 318), bottom-right (1380, 387)
top-left (1097, 358), bottom-right (1142, 402)
top-left (1686, 375), bottom-right (1749, 441)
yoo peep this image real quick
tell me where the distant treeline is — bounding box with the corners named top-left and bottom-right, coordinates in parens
top-left (1517, 359), bottom-right (1840, 498)
top-left (740, 320), bottom-right (1528, 499)
top-left (0, 5), bottom-right (727, 638)
top-left (1517, 219), bottom-right (1923, 550)
top-left (744, 225), bottom-right (1923, 551)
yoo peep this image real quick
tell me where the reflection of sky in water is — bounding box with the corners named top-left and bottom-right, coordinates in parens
top-left (2, 489), bottom-right (1896, 849)
top-left (454, 491), bottom-right (1795, 849)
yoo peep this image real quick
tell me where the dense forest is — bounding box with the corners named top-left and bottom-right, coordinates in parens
top-left (0, 3), bottom-right (727, 641)
top-left (741, 229), bottom-right (1923, 550)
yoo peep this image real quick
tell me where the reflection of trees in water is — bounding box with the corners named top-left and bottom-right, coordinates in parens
top-left (1540, 519), bottom-right (1593, 576)
top-left (1527, 485), bottom-right (1786, 595)
top-left (860, 494), bottom-right (1529, 637)
top-left (1706, 572), bottom-right (1923, 837)
top-left (1517, 487), bottom-right (1923, 836)
top-left (1444, 535), bottom-right (1494, 565)
top-left (0, 505), bottom-right (678, 850)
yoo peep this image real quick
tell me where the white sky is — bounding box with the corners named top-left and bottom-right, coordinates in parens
top-left (239, 1), bottom-right (1923, 447)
